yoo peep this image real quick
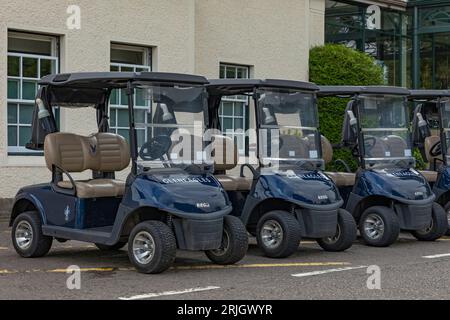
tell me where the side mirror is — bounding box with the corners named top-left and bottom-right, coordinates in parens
top-left (347, 110), bottom-right (358, 135)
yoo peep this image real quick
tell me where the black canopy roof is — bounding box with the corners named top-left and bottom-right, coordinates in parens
top-left (206, 79), bottom-right (319, 96)
top-left (409, 90), bottom-right (450, 100)
top-left (39, 72), bottom-right (208, 88)
top-left (318, 85), bottom-right (410, 97)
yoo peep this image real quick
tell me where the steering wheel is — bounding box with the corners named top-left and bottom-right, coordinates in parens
top-left (430, 140), bottom-right (442, 157)
top-left (295, 160), bottom-right (315, 170)
top-left (363, 136), bottom-right (377, 154)
top-left (139, 136), bottom-right (172, 161)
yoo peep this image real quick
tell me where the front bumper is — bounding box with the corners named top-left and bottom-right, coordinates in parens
top-left (173, 217), bottom-right (224, 250)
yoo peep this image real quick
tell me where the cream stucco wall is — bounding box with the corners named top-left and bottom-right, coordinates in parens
top-left (0, 0), bottom-right (325, 198)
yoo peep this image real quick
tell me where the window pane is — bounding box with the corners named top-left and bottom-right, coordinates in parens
top-left (222, 102), bottom-right (233, 116)
top-left (22, 81), bottom-right (37, 100)
top-left (110, 65), bottom-right (119, 72)
top-left (135, 88), bottom-right (147, 106)
top-left (135, 109), bottom-right (146, 123)
top-left (110, 89), bottom-right (118, 105)
top-left (234, 103), bottom-right (244, 116)
top-left (237, 67), bottom-right (247, 79)
top-left (111, 48), bottom-right (144, 65)
top-left (121, 66), bottom-right (133, 72)
top-left (137, 129), bottom-right (145, 147)
top-left (8, 126), bottom-right (17, 146)
top-left (8, 36), bottom-right (52, 56)
top-left (7, 79), bottom-right (19, 99)
top-left (220, 65), bottom-right (225, 78)
top-left (222, 118), bottom-right (233, 130)
top-left (120, 89), bottom-right (128, 105)
top-left (8, 56), bottom-right (20, 76)
top-left (19, 104), bottom-right (34, 124)
top-left (136, 67), bottom-right (149, 72)
top-left (110, 109), bottom-right (117, 127)
top-left (226, 67), bottom-right (236, 79)
top-left (19, 126), bottom-right (31, 146)
top-left (118, 129), bottom-right (130, 142)
top-left (117, 109), bottom-right (129, 127)
top-left (22, 57), bottom-right (38, 78)
top-left (234, 118), bottom-right (244, 130)
top-left (40, 59), bottom-right (55, 77)
top-left (8, 104), bottom-right (18, 123)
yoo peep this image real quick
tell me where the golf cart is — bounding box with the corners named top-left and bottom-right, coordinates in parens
top-left (318, 86), bottom-right (446, 247)
top-left (206, 79), bottom-right (356, 258)
top-left (410, 90), bottom-right (450, 235)
top-left (9, 72), bottom-right (248, 274)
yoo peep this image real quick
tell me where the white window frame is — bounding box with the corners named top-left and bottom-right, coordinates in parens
top-left (109, 45), bottom-right (151, 146)
top-left (7, 32), bottom-right (59, 154)
top-left (219, 64), bottom-right (250, 155)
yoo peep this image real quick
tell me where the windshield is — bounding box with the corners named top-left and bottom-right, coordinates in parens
top-left (358, 94), bottom-right (414, 169)
top-left (440, 99), bottom-right (450, 162)
top-left (133, 84), bottom-right (207, 171)
top-left (256, 88), bottom-right (323, 169)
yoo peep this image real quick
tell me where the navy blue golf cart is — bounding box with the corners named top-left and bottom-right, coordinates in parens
top-left (409, 90), bottom-right (450, 235)
top-left (9, 72), bottom-right (248, 274)
top-left (318, 86), bottom-right (447, 247)
top-left (205, 79), bottom-right (357, 258)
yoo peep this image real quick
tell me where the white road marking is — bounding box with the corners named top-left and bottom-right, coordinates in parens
top-left (422, 253), bottom-right (450, 259)
top-left (118, 286), bottom-right (221, 300)
top-left (292, 266), bottom-right (367, 278)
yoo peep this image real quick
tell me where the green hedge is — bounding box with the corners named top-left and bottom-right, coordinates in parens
top-left (309, 44), bottom-right (384, 172)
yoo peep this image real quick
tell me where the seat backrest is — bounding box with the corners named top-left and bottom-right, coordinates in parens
top-left (44, 132), bottom-right (130, 172)
top-left (384, 135), bottom-right (408, 158)
top-left (424, 135), bottom-right (441, 163)
top-left (320, 135), bottom-right (333, 165)
top-left (210, 135), bottom-right (238, 171)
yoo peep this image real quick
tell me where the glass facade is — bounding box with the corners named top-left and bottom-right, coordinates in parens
top-left (325, 0), bottom-right (450, 89)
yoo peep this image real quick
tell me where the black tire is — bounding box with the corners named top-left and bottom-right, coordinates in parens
top-left (411, 203), bottom-right (448, 241)
top-left (95, 241), bottom-right (127, 251)
top-left (205, 215), bottom-right (248, 265)
top-left (444, 202), bottom-right (450, 236)
top-left (256, 211), bottom-right (301, 258)
top-left (128, 221), bottom-right (176, 274)
top-left (11, 211), bottom-right (53, 258)
top-left (317, 209), bottom-right (357, 252)
top-left (359, 206), bottom-right (400, 247)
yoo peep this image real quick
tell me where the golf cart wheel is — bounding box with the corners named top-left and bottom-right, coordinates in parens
top-left (128, 221), bottom-right (176, 274)
top-left (11, 211), bottom-right (53, 258)
top-left (359, 206), bottom-right (400, 247)
top-left (205, 215), bottom-right (248, 265)
top-left (444, 202), bottom-right (450, 236)
top-left (411, 203), bottom-right (448, 241)
top-left (95, 241), bottom-right (127, 251)
top-left (317, 209), bottom-right (357, 252)
top-left (256, 211), bottom-right (301, 258)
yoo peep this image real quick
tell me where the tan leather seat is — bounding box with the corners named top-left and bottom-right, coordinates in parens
top-left (211, 135), bottom-right (253, 191)
top-left (44, 132), bottom-right (130, 198)
top-left (419, 170), bottom-right (438, 183)
top-left (321, 135), bottom-right (356, 187)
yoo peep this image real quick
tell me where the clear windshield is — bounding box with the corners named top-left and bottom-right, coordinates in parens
top-left (440, 99), bottom-right (450, 163)
top-left (256, 88), bottom-right (323, 169)
top-left (133, 84), bottom-right (207, 171)
top-left (359, 95), bottom-right (414, 169)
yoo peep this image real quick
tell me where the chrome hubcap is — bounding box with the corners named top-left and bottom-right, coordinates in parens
top-left (132, 231), bottom-right (155, 265)
top-left (364, 214), bottom-right (385, 240)
top-left (323, 223), bottom-right (341, 244)
top-left (261, 220), bottom-right (284, 249)
top-left (211, 229), bottom-right (230, 256)
top-left (15, 221), bottom-right (33, 250)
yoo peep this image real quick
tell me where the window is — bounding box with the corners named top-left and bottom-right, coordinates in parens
top-left (219, 64), bottom-right (250, 155)
top-left (109, 44), bottom-right (151, 146)
top-left (7, 32), bottom-right (59, 154)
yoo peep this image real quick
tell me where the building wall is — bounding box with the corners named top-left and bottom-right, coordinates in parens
top-left (0, 0), bottom-right (325, 199)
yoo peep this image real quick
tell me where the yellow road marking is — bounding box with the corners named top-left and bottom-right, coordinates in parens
top-left (0, 262), bottom-right (351, 275)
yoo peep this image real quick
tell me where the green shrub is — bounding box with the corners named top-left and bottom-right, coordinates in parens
top-left (309, 44), bottom-right (384, 172)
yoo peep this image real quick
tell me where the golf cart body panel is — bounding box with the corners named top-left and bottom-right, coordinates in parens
top-left (12, 72), bottom-right (234, 252)
top-left (207, 79), bottom-right (346, 239)
top-left (319, 86), bottom-right (435, 230)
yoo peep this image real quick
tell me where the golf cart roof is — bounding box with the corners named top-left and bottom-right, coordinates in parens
top-left (206, 79), bottom-right (319, 96)
top-left (318, 85), bottom-right (410, 97)
top-left (39, 72), bottom-right (208, 89)
top-left (409, 90), bottom-right (450, 100)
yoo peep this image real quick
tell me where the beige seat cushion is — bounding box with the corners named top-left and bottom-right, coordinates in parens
top-left (325, 172), bottom-right (356, 187)
top-left (419, 170), bottom-right (438, 183)
top-left (58, 179), bottom-right (126, 198)
top-left (215, 175), bottom-right (253, 191)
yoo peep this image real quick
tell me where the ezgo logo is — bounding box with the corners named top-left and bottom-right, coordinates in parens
top-left (196, 202), bottom-right (210, 209)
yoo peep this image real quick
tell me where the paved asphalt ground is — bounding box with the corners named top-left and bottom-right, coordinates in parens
top-left (0, 221), bottom-right (449, 300)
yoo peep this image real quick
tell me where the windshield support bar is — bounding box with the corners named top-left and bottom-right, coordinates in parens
top-left (438, 97), bottom-right (449, 166)
top-left (126, 81), bottom-right (138, 175)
